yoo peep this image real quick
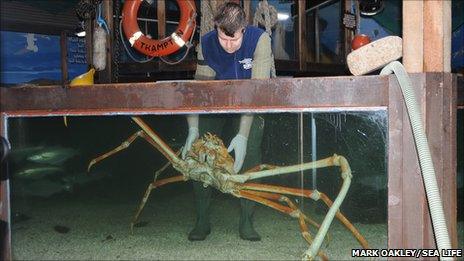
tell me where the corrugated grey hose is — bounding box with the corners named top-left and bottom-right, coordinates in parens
top-left (380, 61), bottom-right (452, 261)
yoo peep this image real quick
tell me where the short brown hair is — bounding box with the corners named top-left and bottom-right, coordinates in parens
top-left (213, 2), bottom-right (247, 37)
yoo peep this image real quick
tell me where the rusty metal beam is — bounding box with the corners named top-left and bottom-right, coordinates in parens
top-left (0, 76), bottom-right (388, 117)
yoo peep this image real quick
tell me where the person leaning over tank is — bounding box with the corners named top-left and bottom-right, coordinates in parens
top-left (181, 2), bottom-right (273, 242)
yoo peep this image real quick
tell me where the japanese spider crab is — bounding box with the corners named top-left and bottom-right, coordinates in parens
top-left (88, 116), bottom-right (369, 260)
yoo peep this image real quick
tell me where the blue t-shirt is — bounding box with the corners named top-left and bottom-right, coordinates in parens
top-left (201, 26), bottom-right (264, 80)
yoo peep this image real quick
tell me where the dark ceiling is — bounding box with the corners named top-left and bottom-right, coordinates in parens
top-left (0, 0), bottom-right (80, 35)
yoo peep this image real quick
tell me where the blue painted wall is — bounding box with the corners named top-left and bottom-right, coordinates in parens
top-left (1, 31), bottom-right (87, 85)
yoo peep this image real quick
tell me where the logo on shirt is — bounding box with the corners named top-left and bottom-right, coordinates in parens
top-left (239, 58), bottom-right (253, 70)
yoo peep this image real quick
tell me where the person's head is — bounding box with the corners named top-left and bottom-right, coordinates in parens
top-left (213, 2), bottom-right (247, 53)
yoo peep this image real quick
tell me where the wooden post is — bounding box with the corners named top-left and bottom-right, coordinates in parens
top-left (395, 0), bottom-right (456, 250)
top-left (402, 1), bottom-right (423, 72)
top-left (298, 0), bottom-right (307, 71)
top-left (85, 18), bottom-right (93, 72)
top-left (425, 73), bottom-right (458, 249)
top-left (423, 1), bottom-right (452, 72)
top-left (243, 0), bottom-right (252, 25)
top-left (403, 0), bottom-right (451, 72)
top-left (343, 0), bottom-right (354, 60)
top-left (98, 0), bottom-right (113, 83)
top-left (157, 0), bottom-right (166, 38)
top-left (388, 73), bottom-right (457, 250)
top-left (60, 31), bottom-right (69, 86)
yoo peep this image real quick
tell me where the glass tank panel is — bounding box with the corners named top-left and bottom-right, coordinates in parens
top-left (7, 111), bottom-right (389, 260)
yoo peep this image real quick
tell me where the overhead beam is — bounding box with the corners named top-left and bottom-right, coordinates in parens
top-left (0, 77), bottom-right (388, 116)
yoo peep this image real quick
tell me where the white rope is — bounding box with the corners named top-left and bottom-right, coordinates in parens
top-left (195, 0), bottom-right (216, 56)
top-left (200, 0), bottom-right (216, 36)
top-left (253, 0), bottom-right (278, 28)
top-left (253, 0), bottom-right (277, 77)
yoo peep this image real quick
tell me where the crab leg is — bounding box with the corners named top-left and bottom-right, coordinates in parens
top-left (87, 128), bottom-right (175, 171)
top-left (243, 164), bottom-right (280, 173)
top-left (131, 116), bottom-right (180, 165)
top-left (228, 155), bottom-right (344, 183)
top-left (232, 155), bottom-right (364, 259)
top-left (238, 190), bottom-right (321, 230)
top-left (238, 190), bottom-right (328, 261)
top-left (152, 149), bottom-right (182, 180)
top-left (87, 130), bottom-right (144, 171)
top-left (131, 175), bottom-right (186, 232)
top-left (130, 150), bottom-right (183, 232)
top-left (239, 183), bottom-right (368, 250)
top-left (238, 189), bottom-right (333, 248)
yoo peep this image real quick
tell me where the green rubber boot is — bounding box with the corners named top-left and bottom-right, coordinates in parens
top-left (239, 198), bottom-right (261, 241)
top-left (188, 181), bottom-right (212, 241)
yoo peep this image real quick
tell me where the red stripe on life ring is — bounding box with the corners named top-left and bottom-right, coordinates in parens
top-left (122, 0), bottom-right (196, 57)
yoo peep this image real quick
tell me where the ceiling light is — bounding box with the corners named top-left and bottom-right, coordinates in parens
top-left (277, 13), bottom-right (289, 21)
top-left (75, 21), bottom-right (86, 37)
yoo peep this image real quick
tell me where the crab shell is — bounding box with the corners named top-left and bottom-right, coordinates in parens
top-left (189, 133), bottom-right (235, 175)
top-left (179, 133), bottom-right (239, 193)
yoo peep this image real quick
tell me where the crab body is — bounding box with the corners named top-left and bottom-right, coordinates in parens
top-left (177, 133), bottom-right (238, 194)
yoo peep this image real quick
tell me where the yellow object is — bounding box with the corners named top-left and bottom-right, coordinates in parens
top-left (70, 68), bottom-right (95, 86)
top-left (64, 68), bottom-right (96, 127)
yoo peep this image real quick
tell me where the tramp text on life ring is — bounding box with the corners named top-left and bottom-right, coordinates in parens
top-left (122, 0), bottom-right (196, 57)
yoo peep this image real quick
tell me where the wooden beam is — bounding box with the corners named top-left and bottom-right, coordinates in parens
top-left (459, 76), bottom-right (464, 108)
top-left (402, 0), bottom-right (423, 73)
top-left (98, 0), bottom-right (113, 83)
top-left (85, 18), bottom-right (93, 71)
top-left (425, 73), bottom-right (458, 248)
top-left (343, 0), bottom-right (354, 59)
top-left (60, 31), bottom-right (69, 86)
top-left (243, 0), bottom-right (252, 24)
top-left (387, 70), bottom-right (406, 249)
top-left (298, 0), bottom-right (307, 71)
top-left (388, 73), bottom-right (458, 250)
top-left (423, 1), bottom-right (451, 72)
top-left (157, 0), bottom-right (166, 38)
top-left (401, 0), bottom-right (456, 250)
top-left (403, 0), bottom-right (451, 72)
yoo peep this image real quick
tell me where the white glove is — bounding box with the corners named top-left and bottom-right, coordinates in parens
top-left (227, 134), bottom-right (248, 173)
top-left (182, 127), bottom-right (199, 159)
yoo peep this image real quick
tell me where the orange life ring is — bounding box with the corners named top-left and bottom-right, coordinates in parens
top-left (122, 0), bottom-right (196, 57)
